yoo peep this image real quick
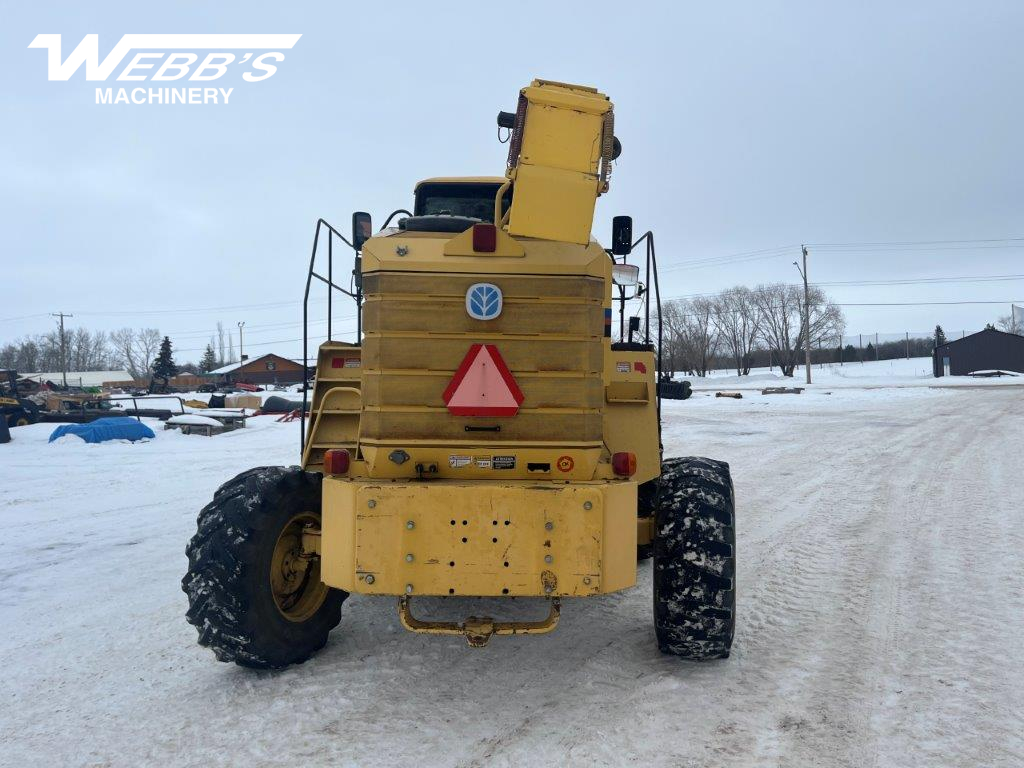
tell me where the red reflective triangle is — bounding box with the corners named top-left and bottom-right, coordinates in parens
top-left (443, 344), bottom-right (524, 417)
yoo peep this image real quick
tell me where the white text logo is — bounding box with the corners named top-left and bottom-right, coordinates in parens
top-left (28, 34), bottom-right (301, 105)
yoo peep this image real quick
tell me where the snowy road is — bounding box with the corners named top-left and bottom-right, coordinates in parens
top-left (2, 386), bottom-right (1023, 767)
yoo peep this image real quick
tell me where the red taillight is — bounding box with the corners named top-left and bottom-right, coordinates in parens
top-left (324, 449), bottom-right (350, 475)
top-left (472, 223), bottom-right (497, 252)
top-left (612, 452), bottom-right (637, 477)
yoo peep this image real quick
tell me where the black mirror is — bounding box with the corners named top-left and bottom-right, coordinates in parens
top-left (352, 211), bottom-right (372, 251)
top-left (611, 215), bottom-right (632, 256)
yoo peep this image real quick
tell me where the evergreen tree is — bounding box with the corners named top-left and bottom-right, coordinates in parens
top-left (152, 336), bottom-right (178, 380)
top-left (984, 322), bottom-right (996, 331)
top-left (200, 344), bottom-right (217, 373)
top-left (934, 325), bottom-right (947, 347)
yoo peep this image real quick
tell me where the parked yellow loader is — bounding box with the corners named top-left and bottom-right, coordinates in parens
top-left (183, 80), bottom-right (736, 667)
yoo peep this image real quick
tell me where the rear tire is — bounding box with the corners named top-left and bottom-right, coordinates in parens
top-left (182, 466), bottom-right (347, 669)
top-left (652, 457), bottom-right (735, 659)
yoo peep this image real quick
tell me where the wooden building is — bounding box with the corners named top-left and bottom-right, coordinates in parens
top-left (210, 354), bottom-right (310, 385)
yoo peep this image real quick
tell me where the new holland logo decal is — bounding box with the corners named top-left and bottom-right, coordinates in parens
top-left (466, 283), bottom-right (502, 320)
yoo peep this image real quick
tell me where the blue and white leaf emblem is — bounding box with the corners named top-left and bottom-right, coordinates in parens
top-left (466, 283), bottom-right (503, 320)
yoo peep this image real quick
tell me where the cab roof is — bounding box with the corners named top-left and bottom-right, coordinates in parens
top-left (414, 176), bottom-right (506, 190)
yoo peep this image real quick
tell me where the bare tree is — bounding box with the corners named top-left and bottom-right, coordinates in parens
top-left (216, 322), bottom-right (226, 366)
top-left (713, 286), bottom-right (762, 375)
top-left (110, 327), bottom-right (162, 379)
top-left (997, 313), bottom-right (1022, 335)
top-left (659, 300), bottom-right (691, 376)
top-left (663, 297), bottom-right (720, 377)
top-left (755, 283), bottom-right (844, 376)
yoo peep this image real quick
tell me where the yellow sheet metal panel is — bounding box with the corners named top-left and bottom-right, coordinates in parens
top-left (319, 478), bottom-right (637, 597)
top-left (321, 478), bottom-right (358, 590)
top-left (602, 349), bottom-right (661, 485)
top-left (505, 81), bottom-right (613, 244)
top-left (442, 225), bottom-right (525, 258)
top-left (362, 271), bottom-right (605, 301)
top-left (362, 294), bottom-right (601, 338)
top-left (361, 371), bottom-right (602, 410)
top-left (359, 270), bottom-right (607, 455)
top-left (508, 165), bottom-right (601, 245)
top-left (601, 480), bottom-right (639, 592)
top-left (518, 101), bottom-right (605, 173)
top-left (361, 235), bottom-right (609, 278)
top-left (359, 409), bottom-right (603, 443)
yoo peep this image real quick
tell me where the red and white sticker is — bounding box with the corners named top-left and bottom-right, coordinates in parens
top-left (443, 344), bottom-right (524, 417)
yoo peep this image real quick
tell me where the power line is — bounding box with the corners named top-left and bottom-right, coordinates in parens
top-left (807, 237), bottom-right (1024, 248)
top-left (814, 273), bottom-right (1024, 287)
top-left (71, 299), bottom-right (300, 317)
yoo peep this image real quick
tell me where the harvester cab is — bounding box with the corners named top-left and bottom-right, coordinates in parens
top-left (183, 79), bottom-right (736, 669)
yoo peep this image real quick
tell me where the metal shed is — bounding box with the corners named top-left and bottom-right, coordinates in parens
top-left (933, 328), bottom-right (1024, 376)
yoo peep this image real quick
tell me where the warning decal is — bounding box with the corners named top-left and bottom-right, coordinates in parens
top-left (443, 344), bottom-right (524, 417)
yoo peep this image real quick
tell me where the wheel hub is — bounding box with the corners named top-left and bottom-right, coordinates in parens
top-left (270, 513), bottom-right (329, 622)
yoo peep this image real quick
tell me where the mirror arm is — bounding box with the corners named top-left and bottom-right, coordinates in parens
top-left (380, 209), bottom-right (412, 230)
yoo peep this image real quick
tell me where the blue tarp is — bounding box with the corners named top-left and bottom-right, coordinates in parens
top-left (49, 417), bottom-right (155, 444)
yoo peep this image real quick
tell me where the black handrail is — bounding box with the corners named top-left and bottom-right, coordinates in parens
top-left (301, 218), bottom-right (360, 451)
top-left (631, 230), bottom-right (663, 446)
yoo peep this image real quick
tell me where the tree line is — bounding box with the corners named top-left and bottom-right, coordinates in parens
top-left (0, 322), bottom-right (238, 381)
top-left (658, 283), bottom-right (846, 377)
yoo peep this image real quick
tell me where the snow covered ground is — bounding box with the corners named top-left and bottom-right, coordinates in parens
top-left (2, 383), bottom-right (1023, 767)
top-left (685, 355), bottom-right (1022, 390)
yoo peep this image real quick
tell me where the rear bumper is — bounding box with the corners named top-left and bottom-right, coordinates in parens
top-left (320, 478), bottom-right (637, 597)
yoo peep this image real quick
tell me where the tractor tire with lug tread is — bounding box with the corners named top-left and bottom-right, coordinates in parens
top-left (652, 456), bottom-right (735, 659)
top-left (182, 466), bottom-right (347, 669)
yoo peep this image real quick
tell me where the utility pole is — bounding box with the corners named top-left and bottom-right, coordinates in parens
top-left (51, 312), bottom-right (73, 387)
top-left (237, 321), bottom-right (246, 361)
top-left (794, 246), bottom-right (812, 384)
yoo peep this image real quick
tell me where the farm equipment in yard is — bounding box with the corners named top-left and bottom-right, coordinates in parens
top-left (182, 80), bottom-right (736, 668)
top-left (1, 370), bottom-right (41, 427)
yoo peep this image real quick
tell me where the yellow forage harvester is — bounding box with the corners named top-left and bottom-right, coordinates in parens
top-left (182, 80), bottom-right (736, 667)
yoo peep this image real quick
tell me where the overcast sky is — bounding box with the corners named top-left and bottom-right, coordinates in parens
top-left (2, 1), bottom-right (1023, 361)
